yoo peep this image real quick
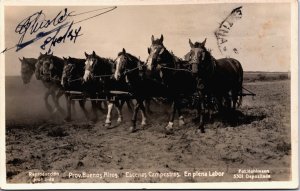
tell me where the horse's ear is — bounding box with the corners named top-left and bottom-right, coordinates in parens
top-left (160, 34), bottom-right (164, 43)
top-left (85, 52), bottom-right (88, 57)
top-left (147, 47), bottom-right (151, 54)
top-left (92, 51), bottom-right (96, 57)
top-left (122, 48), bottom-right (126, 54)
top-left (151, 35), bottom-right (154, 43)
top-left (202, 38), bottom-right (207, 47)
top-left (189, 39), bottom-right (194, 48)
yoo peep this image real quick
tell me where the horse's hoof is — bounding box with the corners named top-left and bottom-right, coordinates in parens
top-left (104, 122), bottom-right (111, 127)
top-left (141, 120), bottom-right (147, 127)
top-left (52, 108), bottom-right (58, 114)
top-left (164, 122), bottom-right (174, 134)
top-left (179, 119), bottom-right (185, 127)
top-left (196, 129), bottom-right (205, 134)
top-left (129, 126), bottom-right (137, 133)
top-left (90, 118), bottom-right (98, 124)
top-left (147, 110), bottom-right (153, 115)
top-left (165, 128), bottom-right (174, 135)
top-left (117, 118), bottom-right (122, 124)
top-left (192, 117), bottom-right (200, 124)
top-left (165, 122), bottom-right (173, 131)
top-left (64, 117), bottom-right (71, 122)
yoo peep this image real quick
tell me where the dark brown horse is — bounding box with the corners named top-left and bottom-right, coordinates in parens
top-left (61, 57), bottom-right (89, 121)
top-left (146, 35), bottom-right (199, 132)
top-left (36, 53), bottom-right (66, 115)
top-left (83, 51), bottom-right (132, 123)
top-left (113, 48), bottom-right (149, 132)
top-left (187, 38), bottom-right (243, 110)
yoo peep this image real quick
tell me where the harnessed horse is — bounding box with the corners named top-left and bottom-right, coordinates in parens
top-left (113, 48), bottom-right (151, 132)
top-left (187, 38), bottom-right (243, 111)
top-left (61, 57), bottom-right (90, 121)
top-left (146, 35), bottom-right (203, 132)
top-left (34, 53), bottom-right (66, 115)
top-left (83, 51), bottom-right (132, 124)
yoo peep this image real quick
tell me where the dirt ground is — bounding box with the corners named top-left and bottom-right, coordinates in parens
top-left (5, 76), bottom-right (291, 183)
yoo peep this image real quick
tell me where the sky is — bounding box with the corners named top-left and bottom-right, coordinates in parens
top-left (4, 3), bottom-right (291, 76)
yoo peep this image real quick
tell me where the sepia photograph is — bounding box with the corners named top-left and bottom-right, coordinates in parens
top-left (0, 0), bottom-right (298, 189)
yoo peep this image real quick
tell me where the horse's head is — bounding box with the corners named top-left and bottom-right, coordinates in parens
top-left (114, 48), bottom-right (137, 81)
top-left (19, 57), bottom-right (36, 84)
top-left (83, 51), bottom-right (98, 82)
top-left (146, 34), bottom-right (166, 72)
top-left (61, 57), bottom-right (74, 87)
top-left (36, 52), bottom-right (55, 81)
top-left (187, 38), bottom-right (207, 75)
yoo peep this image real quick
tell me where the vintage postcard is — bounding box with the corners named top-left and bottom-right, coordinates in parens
top-left (0, 0), bottom-right (298, 189)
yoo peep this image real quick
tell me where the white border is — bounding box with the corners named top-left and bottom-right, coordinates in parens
top-left (0, 0), bottom-right (298, 189)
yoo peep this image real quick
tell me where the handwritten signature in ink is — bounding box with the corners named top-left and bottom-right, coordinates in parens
top-left (2, 6), bottom-right (117, 54)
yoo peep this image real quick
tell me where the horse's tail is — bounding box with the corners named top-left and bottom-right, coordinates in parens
top-left (236, 60), bottom-right (244, 108)
top-left (228, 58), bottom-right (244, 108)
top-left (237, 91), bottom-right (243, 108)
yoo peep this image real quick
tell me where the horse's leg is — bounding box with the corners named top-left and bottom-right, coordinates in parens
top-left (176, 99), bottom-right (185, 127)
top-left (130, 100), bottom-right (140, 133)
top-left (79, 100), bottom-right (89, 120)
top-left (105, 100), bottom-right (114, 127)
top-left (54, 89), bottom-right (66, 115)
top-left (64, 94), bottom-right (72, 122)
top-left (71, 100), bottom-right (77, 118)
top-left (207, 96), bottom-right (213, 122)
top-left (139, 100), bottom-right (147, 127)
top-left (91, 99), bottom-right (98, 123)
top-left (145, 98), bottom-right (153, 115)
top-left (232, 92), bottom-right (237, 110)
top-left (165, 100), bottom-right (176, 132)
top-left (197, 99), bottom-right (205, 133)
top-left (126, 99), bottom-right (134, 113)
top-left (95, 101), bottom-right (103, 114)
top-left (44, 90), bottom-right (53, 113)
top-left (216, 95), bottom-right (224, 113)
top-left (49, 89), bottom-right (59, 115)
top-left (115, 99), bottom-right (123, 124)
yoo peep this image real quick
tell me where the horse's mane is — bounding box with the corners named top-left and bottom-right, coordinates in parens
top-left (50, 55), bottom-right (65, 73)
top-left (169, 51), bottom-right (182, 62)
top-left (94, 55), bottom-right (114, 75)
top-left (68, 57), bottom-right (85, 66)
top-left (120, 52), bottom-right (140, 63)
top-left (24, 58), bottom-right (37, 63)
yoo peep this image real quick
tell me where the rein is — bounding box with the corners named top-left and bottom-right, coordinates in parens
top-left (160, 66), bottom-right (192, 73)
top-left (93, 74), bottom-right (113, 78)
top-left (123, 67), bottom-right (139, 75)
top-left (68, 77), bottom-right (83, 83)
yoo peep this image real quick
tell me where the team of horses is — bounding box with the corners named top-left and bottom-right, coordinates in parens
top-left (19, 35), bottom-right (244, 133)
